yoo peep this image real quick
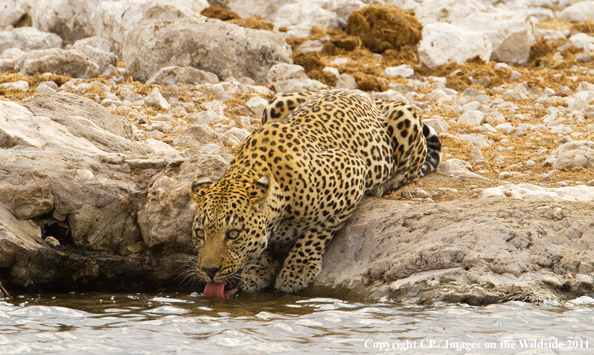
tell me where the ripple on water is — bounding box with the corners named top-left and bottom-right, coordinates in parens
top-left (0, 293), bottom-right (594, 354)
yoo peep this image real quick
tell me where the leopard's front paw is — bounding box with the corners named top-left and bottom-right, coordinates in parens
top-left (238, 251), bottom-right (278, 293)
top-left (274, 259), bottom-right (322, 293)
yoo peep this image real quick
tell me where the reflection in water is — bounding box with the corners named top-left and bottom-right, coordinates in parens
top-left (0, 292), bottom-right (593, 354)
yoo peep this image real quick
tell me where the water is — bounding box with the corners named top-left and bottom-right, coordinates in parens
top-left (1, 292), bottom-right (594, 355)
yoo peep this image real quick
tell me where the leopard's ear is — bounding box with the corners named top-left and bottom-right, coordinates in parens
top-left (250, 174), bottom-right (273, 204)
top-left (190, 175), bottom-right (212, 201)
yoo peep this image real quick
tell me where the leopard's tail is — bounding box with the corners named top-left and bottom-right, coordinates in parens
top-left (418, 124), bottom-right (441, 177)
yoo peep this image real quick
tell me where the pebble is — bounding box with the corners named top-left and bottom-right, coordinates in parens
top-left (323, 67), bottom-right (340, 78)
top-left (385, 65), bottom-right (414, 78)
top-left (0, 80), bottom-right (29, 91)
top-left (414, 189), bottom-right (429, 198)
top-left (145, 88), bottom-right (171, 110)
top-left (510, 71), bottom-right (523, 80)
top-left (44, 236), bottom-right (60, 247)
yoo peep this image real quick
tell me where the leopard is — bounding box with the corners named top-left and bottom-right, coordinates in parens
top-left (189, 89), bottom-right (441, 297)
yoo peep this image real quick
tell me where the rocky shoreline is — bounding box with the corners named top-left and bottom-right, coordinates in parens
top-left (1, 0), bottom-right (594, 304)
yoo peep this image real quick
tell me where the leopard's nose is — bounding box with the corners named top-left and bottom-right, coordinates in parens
top-left (201, 266), bottom-right (221, 280)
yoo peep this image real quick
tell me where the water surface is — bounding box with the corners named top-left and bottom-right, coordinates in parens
top-left (1, 292), bottom-right (594, 354)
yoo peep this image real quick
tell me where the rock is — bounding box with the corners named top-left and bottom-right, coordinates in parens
top-left (146, 66), bottom-right (219, 85)
top-left (224, 127), bottom-right (250, 142)
top-left (123, 17), bottom-right (291, 83)
top-left (458, 133), bottom-right (491, 148)
top-left (0, 0), bottom-right (27, 28)
top-left (544, 140), bottom-right (594, 170)
top-left (92, 0), bottom-right (208, 57)
top-left (323, 67), bottom-right (339, 78)
top-left (266, 63), bottom-right (327, 93)
top-left (569, 33), bottom-right (594, 52)
top-left (482, 184), bottom-right (594, 202)
top-left (138, 153), bottom-right (228, 251)
top-left (457, 110), bottom-right (484, 126)
top-left (316, 197), bottom-right (594, 304)
top-left (273, 1), bottom-right (339, 37)
top-left (37, 81), bottom-right (58, 93)
top-left (510, 71), bottom-right (523, 80)
top-left (172, 125), bottom-right (226, 149)
top-left (184, 110), bottom-right (224, 126)
top-left (245, 96), bottom-right (269, 116)
top-left (558, 1), bottom-right (594, 23)
top-left (419, 23), bottom-right (491, 70)
top-left (145, 88), bottom-right (171, 110)
top-left (0, 27), bottom-right (62, 54)
top-left (73, 36), bottom-right (112, 53)
top-left (436, 159), bottom-right (485, 179)
top-left (16, 48), bottom-right (99, 78)
top-left (31, 0), bottom-right (102, 42)
top-left (462, 88), bottom-right (482, 96)
top-left (0, 94), bottom-right (163, 260)
top-left (0, 80), bottom-right (28, 91)
top-left (496, 122), bottom-right (515, 134)
top-left (577, 52), bottom-right (593, 62)
top-left (209, 0), bottom-right (289, 20)
top-left (454, 12), bottom-right (533, 64)
top-left (72, 40), bottom-right (117, 75)
top-left (74, 81), bottom-right (110, 96)
top-left (468, 142), bottom-right (485, 163)
top-left (423, 118), bottom-right (450, 134)
top-left (385, 65), bottom-right (414, 78)
top-left (24, 92), bottom-right (134, 140)
top-left (335, 73), bottom-right (357, 90)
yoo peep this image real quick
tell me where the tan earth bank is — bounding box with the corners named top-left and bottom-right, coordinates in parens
top-left (1, 0), bottom-right (594, 304)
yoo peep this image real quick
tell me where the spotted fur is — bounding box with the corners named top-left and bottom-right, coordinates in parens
top-left (190, 90), bottom-right (441, 294)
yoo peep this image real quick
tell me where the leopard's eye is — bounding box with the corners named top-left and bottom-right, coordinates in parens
top-left (226, 229), bottom-right (241, 240)
top-left (194, 228), bottom-right (205, 240)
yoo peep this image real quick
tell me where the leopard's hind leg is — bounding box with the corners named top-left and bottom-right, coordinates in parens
top-left (369, 101), bottom-right (429, 197)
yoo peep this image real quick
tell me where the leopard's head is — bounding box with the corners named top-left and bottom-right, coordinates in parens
top-left (189, 174), bottom-right (273, 294)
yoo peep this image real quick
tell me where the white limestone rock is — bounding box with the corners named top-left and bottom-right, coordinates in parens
top-left (335, 73), bottom-right (357, 90)
top-left (209, 0), bottom-right (295, 20)
top-left (273, 1), bottom-right (339, 37)
top-left (123, 17), bottom-right (292, 83)
top-left (73, 36), bottom-right (112, 53)
top-left (172, 125), bottom-right (226, 149)
top-left (145, 88), bottom-right (171, 110)
top-left (544, 140), bottom-right (594, 170)
top-left (184, 110), bottom-right (225, 126)
top-left (146, 66), bottom-right (219, 86)
top-left (419, 23), bottom-right (491, 70)
top-left (266, 63), bottom-right (326, 93)
top-left (454, 12), bottom-right (533, 64)
top-left (482, 184), bottom-right (594, 202)
top-left (93, 0), bottom-right (207, 57)
top-left (423, 118), bottom-right (450, 134)
top-left (0, 80), bottom-right (28, 91)
top-left (385, 65), bottom-right (414, 78)
top-left (436, 159), bottom-right (485, 179)
top-left (0, 0), bottom-right (27, 28)
top-left (558, 1), bottom-right (594, 23)
top-left (0, 27), bottom-right (62, 54)
top-left (246, 96), bottom-right (269, 116)
top-left (31, 0), bottom-right (102, 41)
top-left (16, 48), bottom-right (99, 78)
top-left (72, 40), bottom-right (117, 75)
top-left (457, 110), bottom-right (485, 126)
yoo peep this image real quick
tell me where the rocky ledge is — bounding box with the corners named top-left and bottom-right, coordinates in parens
top-left (1, 0), bottom-right (594, 304)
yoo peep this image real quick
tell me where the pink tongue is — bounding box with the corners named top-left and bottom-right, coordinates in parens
top-left (203, 282), bottom-right (229, 299)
